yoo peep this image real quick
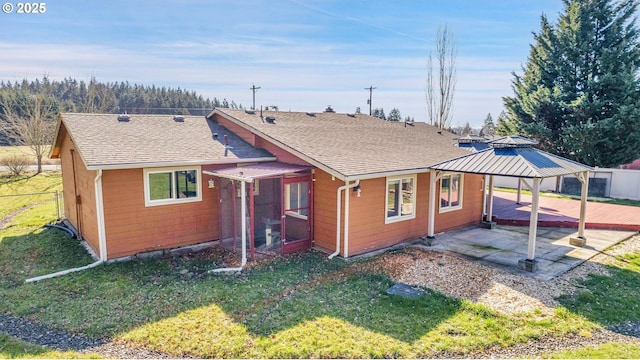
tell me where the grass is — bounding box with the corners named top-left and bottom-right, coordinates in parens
top-left (0, 173), bottom-right (639, 358)
top-left (0, 171), bottom-right (62, 220)
top-left (495, 186), bottom-right (640, 207)
top-left (0, 334), bottom-right (97, 359)
top-left (0, 146), bottom-right (59, 165)
top-left (548, 342), bottom-right (640, 359)
top-left (557, 253), bottom-right (640, 325)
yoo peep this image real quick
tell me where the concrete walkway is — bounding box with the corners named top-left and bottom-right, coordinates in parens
top-left (431, 225), bottom-right (637, 280)
top-left (493, 190), bottom-right (640, 231)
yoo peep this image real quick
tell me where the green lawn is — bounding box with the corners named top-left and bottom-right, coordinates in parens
top-left (0, 146), bottom-right (59, 165)
top-left (0, 334), bottom-right (98, 359)
top-left (1, 173), bottom-right (639, 358)
top-left (495, 186), bottom-right (640, 207)
top-left (0, 171), bottom-right (62, 220)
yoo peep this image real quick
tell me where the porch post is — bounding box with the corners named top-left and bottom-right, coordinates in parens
top-left (487, 175), bottom-right (494, 221)
top-left (571, 171), bottom-right (589, 246)
top-left (240, 180), bottom-right (247, 266)
top-left (527, 177), bottom-right (540, 260)
top-left (427, 170), bottom-right (440, 237)
top-left (249, 181), bottom-right (255, 260)
top-left (519, 177), bottom-right (540, 272)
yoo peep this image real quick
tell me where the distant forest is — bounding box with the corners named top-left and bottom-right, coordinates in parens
top-left (0, 77), bottom-right (243, 145)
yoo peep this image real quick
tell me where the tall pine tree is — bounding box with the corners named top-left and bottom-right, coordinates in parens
top-left (502, 0), bottom-right (640, 167)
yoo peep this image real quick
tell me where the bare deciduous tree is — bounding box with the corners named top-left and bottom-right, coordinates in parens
top-left (0, 92), bottom-right (57, 174)
top-left (426, 25), bottom-right (457, 129)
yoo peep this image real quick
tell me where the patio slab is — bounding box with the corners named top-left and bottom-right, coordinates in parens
top-left (430, 225), bottom-right (637, 280)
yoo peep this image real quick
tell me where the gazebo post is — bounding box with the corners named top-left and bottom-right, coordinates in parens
top-left (516, 178), bottom-right (522, 204)
top-left (482, 175), bottom-right (496, 228)
top-left (570, 170), bottom-right (590, 246)
top-left (519, 177), bottom-right (540, 272)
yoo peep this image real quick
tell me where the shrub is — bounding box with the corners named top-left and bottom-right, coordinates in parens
top-left (1, 154), bottom-right (31, 176)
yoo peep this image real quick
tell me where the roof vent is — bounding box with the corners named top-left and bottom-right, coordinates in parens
top-left (245, 109), bottom-right (256, 115)
top-left (265, 116), bottom-right (276, 124)
top-left (117, 114), bottom-right (130, 122)
top-left (347, 113), bottom-right (356, 118)
top-left (324, 105), bottom-right (335, 113)
top-left (173, 115), bottom-right (185, 122)
top-left (306, 112), bottom-right (316, 117)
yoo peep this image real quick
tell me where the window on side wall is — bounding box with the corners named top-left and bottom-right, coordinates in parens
top-left (144, 166), bottom-right (201, 207)
top-left (440, 173), bottom-right (463, 212)
top-left (385, 175), bottom-right (416, 223)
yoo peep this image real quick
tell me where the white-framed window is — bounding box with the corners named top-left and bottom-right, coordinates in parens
top-left (285, 182), bottom-right (309, 219)
top-left (385, 175), bottom-right (416, 223)
top-left (439, 173), bottom-right (463, 212)
top-left (143, 166), bottom-right (202, 207)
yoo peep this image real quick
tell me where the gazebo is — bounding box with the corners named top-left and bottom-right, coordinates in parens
top-left (428, 136), bottom-right (592, 272)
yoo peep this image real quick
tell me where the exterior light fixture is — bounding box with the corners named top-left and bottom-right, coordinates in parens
top-left (353, 184), bottom-right (362, 197)
top-left (208, 179), bottom-right (215, 188)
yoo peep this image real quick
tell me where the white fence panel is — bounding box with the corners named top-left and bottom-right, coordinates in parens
top-left (608, 168), bottom-right (640, 201)
top-left (492, 168), bottom-right (640, 201)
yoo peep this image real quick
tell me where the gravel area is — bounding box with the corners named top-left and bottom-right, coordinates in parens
top-left (373, 234), bottom-right (640, 357)
top-left (0, 312), bottom-right (174, 358)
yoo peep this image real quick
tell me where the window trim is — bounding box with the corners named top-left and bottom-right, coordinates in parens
top-left (439, 172), bottom-right (464, 213)
top-left (385, 174), bottom-right (417, 224)
top-left (143, 166), bottom-right (202, 207)
top-left (284, 181), bottom-right (309, 220)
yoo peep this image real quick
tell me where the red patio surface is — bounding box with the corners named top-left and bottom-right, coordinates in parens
top-left (492, 191), bottom-right (640, 232)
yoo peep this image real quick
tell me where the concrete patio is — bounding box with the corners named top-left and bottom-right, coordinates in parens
top-left (430, 225), bottom-right (637, 280)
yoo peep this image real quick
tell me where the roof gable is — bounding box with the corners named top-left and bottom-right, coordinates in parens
top-left (54, 113), bottom-right (273, 169)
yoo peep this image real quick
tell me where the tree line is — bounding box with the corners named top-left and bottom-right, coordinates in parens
top-left (0, 77), bottom-right (243, 146)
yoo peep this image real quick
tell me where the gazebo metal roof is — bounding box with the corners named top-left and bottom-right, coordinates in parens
top-left (427, 136), bottom-right (592, 273)
top-left (431, 136), bottom-right (591, 178)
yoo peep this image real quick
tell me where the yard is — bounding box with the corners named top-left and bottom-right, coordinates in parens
top-left (1, 172), bottom-right (640, 358)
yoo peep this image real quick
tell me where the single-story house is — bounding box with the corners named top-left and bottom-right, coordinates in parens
top-left (50, 108), bottom-right (484, 262)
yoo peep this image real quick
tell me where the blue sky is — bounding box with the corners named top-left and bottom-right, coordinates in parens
top-left (0, 0), bottom-right (564, 127)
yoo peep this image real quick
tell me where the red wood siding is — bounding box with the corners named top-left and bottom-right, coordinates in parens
top-left (346, 174), bottom-right (429, 256)
top-left (215, 113), bottom-right (311, 166)
top-left (59, 129), bottom-right (100, 257)
top-left (255, 137), bottom-right (311, 166)
top-left (213, 114), bottom-right (257, 146)
top-left (101, 165), bottom-right (220, 259)
top-left (434, 173), bottom-right (484, 232)
top-left (312, 169), bottom-right (342, 252)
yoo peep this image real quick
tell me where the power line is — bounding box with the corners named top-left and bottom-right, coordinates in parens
top-left (364, 85), bottom-right (376, 115)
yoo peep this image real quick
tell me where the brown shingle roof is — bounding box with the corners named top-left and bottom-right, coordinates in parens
top-left (56, 113), bottom-right (274, 169)
top-left (212, 109), bottom-right (470, 179)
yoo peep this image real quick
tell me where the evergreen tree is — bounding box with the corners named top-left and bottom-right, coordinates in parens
top-left (479, 112), bottom-right (496, 137)
top-left (372, 108), bottom-right (386, 120)
top-left (387, 108), bottom-right (402, 121)
top-left (503, 0), bottom-right (640, 167)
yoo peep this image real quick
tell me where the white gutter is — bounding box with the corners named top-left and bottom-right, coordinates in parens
top-left (26, 169), bottom-right (108, 283)
top-left (328, 179), bottom-right (360, 259)
top-left (209, 180), bottom-right (248, 273)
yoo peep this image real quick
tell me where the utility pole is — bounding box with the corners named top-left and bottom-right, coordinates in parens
top-left (250, 84), bottom-right (261, 110)
top-left (365, 85), bottom-right (376, 115)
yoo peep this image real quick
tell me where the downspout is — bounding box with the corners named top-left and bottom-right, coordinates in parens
top-left (328, 179), bottom-right (360, 259)
top-left (26, 169), bottom-right (107, 283)
top-left (210, 180), bottom-right (248, 273)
